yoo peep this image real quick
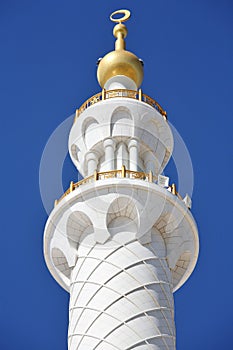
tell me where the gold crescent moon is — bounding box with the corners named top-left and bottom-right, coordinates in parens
top-left (110, 9), bottom-right (131, 23)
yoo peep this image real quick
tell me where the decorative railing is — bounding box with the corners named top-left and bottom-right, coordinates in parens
top-left (74, 89), bottom-right (167, 122)
top-left (54, 166), bottom-right (181, 206)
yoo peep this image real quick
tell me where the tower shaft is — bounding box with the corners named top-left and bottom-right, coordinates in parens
top-left (68, 235), bottom-right (175, 350)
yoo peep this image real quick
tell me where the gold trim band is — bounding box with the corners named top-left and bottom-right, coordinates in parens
top-left (74, 89), bottom-right (167, 123)
top-left (54, 168), bottom-right (181, 206)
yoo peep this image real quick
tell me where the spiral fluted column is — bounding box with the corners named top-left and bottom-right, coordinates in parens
top-left (68, 237), bottom-right (175, 350)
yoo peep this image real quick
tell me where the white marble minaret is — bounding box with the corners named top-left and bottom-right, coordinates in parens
top-left (44, 9), bottom-right (199, 350)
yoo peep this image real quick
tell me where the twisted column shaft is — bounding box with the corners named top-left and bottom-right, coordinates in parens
top-left (68, 238), bottom-right (175, 350)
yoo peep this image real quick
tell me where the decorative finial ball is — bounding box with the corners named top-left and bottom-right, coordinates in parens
top-left (97, 51), bottom-right (144, 89)
top-left (97, 9), bottom-right (144, 89)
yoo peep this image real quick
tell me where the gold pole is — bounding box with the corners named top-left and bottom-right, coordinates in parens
top-left (114, 24), bottom-right (127, 50)
top-left (121, 165), bottom-right (126, 178)
top-left (171, 183), bottom-right (176, 195)
top-left (54, 199), bottom-right (58, 207)
top-left (102, 88), bottom-right (106, 100)
top-left (138, 89), bottom-right (142, 101)
top-left (94, 170), bottom-right (98, 181)
top-left (74, 109), bottom-right (79, 123)
top-left (149, 170), bottom-right (153, 183)
top-left (70, 181), bottom-right (74, 193)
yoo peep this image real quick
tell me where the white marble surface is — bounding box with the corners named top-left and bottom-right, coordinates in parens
top-left (44, 180), bottom-right (199, 294)
top-left (69, 98), bottom-right (173, 177)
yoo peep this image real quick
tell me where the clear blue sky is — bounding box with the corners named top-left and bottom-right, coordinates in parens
top-left (0, 0), bottom-right (232, 349)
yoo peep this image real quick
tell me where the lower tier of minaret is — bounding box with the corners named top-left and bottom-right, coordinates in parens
top-left (68, 238), bottom-right (176, 350)
top-left (44, 180), bottom-right (199, 349)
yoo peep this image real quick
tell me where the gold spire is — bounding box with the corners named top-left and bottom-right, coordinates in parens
top-left (97, 10), bottom-right (144, 89)
top-left (110, 9), bottom-right (130, 50)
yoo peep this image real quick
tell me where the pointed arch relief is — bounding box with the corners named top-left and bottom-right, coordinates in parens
top-left (171, 251), bottom-right (191, 290)
top-left (81, 116), bottom-right (99, 148)
top-left (70, 144), bottom-right (81, 162)
top-left (51, 248), bottom-right (71, 279)
top-left (66, 211), bottom-right (94, 244)
top-left (110, 106), bottom-right (133, 137)
top-left (106, 196), bottom-right (139, 237)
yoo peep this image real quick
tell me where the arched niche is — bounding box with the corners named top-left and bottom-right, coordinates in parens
top-left (66, 211), bottom-right (94, 244)
top-left (110, 106), bottom-right (133, 137)
top-left (107, 196), bottom-right (139, 235)
top-left (51, 247), bottom-right (71, 279)
top-left (82, 116), bottom-right (99, 149)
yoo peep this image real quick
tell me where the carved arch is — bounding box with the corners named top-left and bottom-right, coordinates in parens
top-left (51, 248), bottom-right (71, 278)
top-left (110, 106), bottom-right (133, 136)
top-left (67, 211), bottom-right (93, 243)
top-left (82, 117), bottom-right (99, 147)
top-left (107, 196), bottom-right (139, 234)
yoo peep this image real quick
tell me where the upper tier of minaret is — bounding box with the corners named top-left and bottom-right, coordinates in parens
top-left (69, 9), bottom-right (173, 178)
top-left (97, 9), bottom-right (144, 90)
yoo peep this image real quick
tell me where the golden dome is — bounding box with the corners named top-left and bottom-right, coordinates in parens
top-left (97, 10), bottom-right (144, 89)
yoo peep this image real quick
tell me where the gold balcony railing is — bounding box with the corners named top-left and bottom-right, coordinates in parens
top-left (74, 89), bottom-right (167, 122)
top-left (54, 166), bottom-right (181, 206)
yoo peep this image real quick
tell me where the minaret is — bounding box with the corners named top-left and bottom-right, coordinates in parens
top-left (44, 9), bottom-right (199, 350)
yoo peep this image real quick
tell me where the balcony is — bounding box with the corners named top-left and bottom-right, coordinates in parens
top-left (74, 89), bottom-right (167, 122)
top-left (54, 166), bottom-right (183, 207)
